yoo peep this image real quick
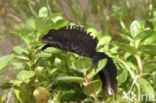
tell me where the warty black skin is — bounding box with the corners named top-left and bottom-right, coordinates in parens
top-left (41, 25), bottom-right (117, 96)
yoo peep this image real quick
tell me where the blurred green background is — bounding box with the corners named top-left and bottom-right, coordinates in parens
top-left (0, 0), bottom-right (154, 56)
top-left (0, 0), bottom-right (156, 103)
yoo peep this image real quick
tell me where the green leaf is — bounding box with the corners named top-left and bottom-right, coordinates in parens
top-left (55, 76), bottom-right (84, 83)
top-left (113, 41), bottom-right (137, 54)
top-left (39, 7), bottom-right (48, 17)
top-left (74, 57), bottom-right (92, 74)
top-left (130, 20), bottom-right (141, 37)
top-left (52, 91), bottom-right (61, 103)
top-left (134, 30), bottom-right (156, 41)
top-left (52, 16), bottom-right (63, 23)
top-left (9, 32), bottom-right (20, 38)
top-left (110, 46), bottom-right (119, 54)
top-left (14, 88), bottom-right (23, 103)
top-left (10, 80), bottom-right (22, 86)
top-left (0, 54), bottom-right (14, 74)
top-left (83, 80), bottom-right (102, 96)
top-left (117, 69), bottom-right (128, 85)
top-left (14, 87), bottom-right (32, 103)
top-left (97, 36), bottom-right (112, 47)
top-left (138, 77), bottom-right (155, 97)
top-left (87, 28), bottom-right (98, 38)
top-left (119, 33), bottom-right (133, 41)
top-left (87, 58), bottom-right (107, 79)
top-left (15, 55), bottom-right (29, 61)
top-left (153, 11), bottom-right (156, 19)
top-left (143, 34), bottom-right (156, 45)
top-left (49, 68), bottom-right (58, 75)
top-left (144, 61), bottom-right (156, 73)
top-left (35, 17), bottom-right (53, 34)
top-left (11, 59), bottom-right (26, 69)
top-left (45, 47), bottom-right (61, 53)
top-left (20, 34), bottom-right (29, 44)
top-left (25, 18), bottom-right (36, 31)
top-left (53, 19), bottom-right (68, 29)
top-left (35, 51), bottom-right (52, 57)
top-left (134, 30), bottom-right (156, 47)
top-left (140, 44), bottom-right (156, 55)
top-left (17, 70), bottom-right (35, 81)
top-left (50, 13), bottom-right (63, 23)
top-left (13, 46), bottom-right (28, 55)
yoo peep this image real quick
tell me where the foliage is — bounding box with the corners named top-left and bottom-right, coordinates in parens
top-left (0, 0), bottom-right (156, 103)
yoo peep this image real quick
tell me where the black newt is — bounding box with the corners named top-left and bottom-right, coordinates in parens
top-left (41, 25), bottom-right (117, 96)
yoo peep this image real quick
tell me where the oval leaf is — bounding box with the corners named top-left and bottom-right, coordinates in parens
top-left (130, 20), bottom-right (141, 37)
top-left (35, 52), bottom-right (52, 57)
top-left (39, 7), bottom-right (48, 17)
top-left (83, 80), bottom-right (102, 96)
top-left (143, 61), bottom-right (156, 73)
top-left (14, 87), bottom-right (31, 103)
top-left (134, 30), bottom-right (156, 41)
top-left (55, 76), bottom-right (84, 83)
top-left (53, 19), bottom-right (68, 29)
top-left (0, 54), bottom-right (14, 74)
top-left (138, 77), bottom-right (155, 97)
top-left (97, 36), bottom-right (112, 47)
top-left (74, 57), bottom-right (92, 74)
top-left (17, 70), bottom-right (35, 81)
top-left (13, 46), bottom-right (28, 55)
top-left (117, 69), bottom-right (128, 85)
top-left (113, 41), bottom-right (137, 54)
top-left (140, 44), bottom-right (156, 55)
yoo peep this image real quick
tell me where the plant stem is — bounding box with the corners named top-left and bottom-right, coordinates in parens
top-left (136, 55), bottom-right (143, 75)
top-left (83, 74), bottom-right (89, 84)
top-left (28, 0), bottom-right (38, 18)
top-left (46, 0), bottom-right (52, 15)
top-left (117, 58), bottom-right (135, 78)
top-left (134, 42), bottom-right (143, 75)
top-left (120, 18), bottom-right (126, 30)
